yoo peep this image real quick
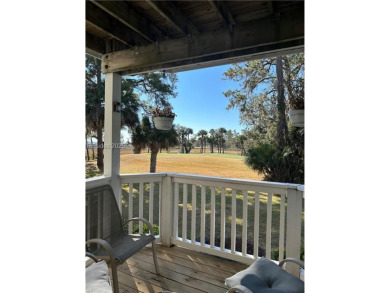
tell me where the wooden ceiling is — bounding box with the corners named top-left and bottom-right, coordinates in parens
top-left (86, 1), bottom-right (304, 76)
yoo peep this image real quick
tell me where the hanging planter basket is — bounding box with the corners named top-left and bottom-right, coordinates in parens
top-left (289, 109), bottom-right (304, 128)
top-left (152, 116), bottom-right (174, 130)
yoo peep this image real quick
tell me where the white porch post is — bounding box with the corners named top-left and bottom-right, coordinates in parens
top-left (104, 72), bottom-right (122, 212)
top-left (285, 188), bottom-right (303, 277)
top-left (160, 175), bottom-right (173, 246)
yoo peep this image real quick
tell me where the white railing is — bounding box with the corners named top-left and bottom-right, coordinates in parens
top-left (87, 173), bottom-right (304, 276)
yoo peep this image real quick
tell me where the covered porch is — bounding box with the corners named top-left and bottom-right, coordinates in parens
top-left (86, 0), bottom-right (304, 291)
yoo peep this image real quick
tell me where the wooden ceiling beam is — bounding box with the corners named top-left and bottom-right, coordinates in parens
top-left (90, 1), bottom-right (164, 43)
top-left (86, 1), bottom-right (147, 48)
top-left (101, 7), bottom-right (304, 75)
top-left (86, 32), bottom-right (106, 57)
top-left (208, 0), bottom-right (236, 30)
top-left (145, 0), bottom-right (199, 36)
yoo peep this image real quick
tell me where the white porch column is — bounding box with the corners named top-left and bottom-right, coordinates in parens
top-left (160, 175), bottom-right (173, 246)
top-left (285, 188), bottom-right (303, 277)
top-left (104, 72), bottom-right (122, 211)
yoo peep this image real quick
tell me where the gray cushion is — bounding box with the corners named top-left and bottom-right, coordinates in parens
top-left (225, 258), bottom-right (304, 293)
top-left (86, 261), bottom-right (112, 293)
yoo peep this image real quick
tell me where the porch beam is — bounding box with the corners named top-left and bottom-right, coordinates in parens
top-left (104, 73), bottom-right (122, 210)
top-left (101, 7), bottom-right (304, 75)
top-left (90, 0), bottom-right (164, 43)
top-left (145, 0), bottom-right (199, 36)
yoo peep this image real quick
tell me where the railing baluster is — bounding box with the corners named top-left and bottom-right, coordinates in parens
top-left (182, 184), bottom-right (188, 241)
top-left (253, 191), bottom-right (260, 259)
top-left (200, 185), bottom-right (206, 246)
top-left (158, 181), bottom-right (162, 235)
top-left (191, 184), bottom-right (197, 244)
top-left (210, 187), bottom-right (216, 248)
top-left (173, 182), bottom-right (179, 239)
top-left (242, 190), bottom-right (248, 256)
top-left (231, 189), bottom-right (236, 254)
top-left (116, 173), bottom-right (303, 265)
top-left (128, 183), bottom-right (133, 233)
top-left (279, 193), bottom-right (286, 262)
top-left (139, 182), bottom-right (144, 232)
top-left (221, 188), bottom-right (226, 251)
top-left (149, 182), bottom-right (154, 228)
top-left (266, 193), bottom-right (272, 258)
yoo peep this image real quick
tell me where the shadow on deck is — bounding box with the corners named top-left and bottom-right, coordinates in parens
top-left (117, 245), bottom-right (248, 293)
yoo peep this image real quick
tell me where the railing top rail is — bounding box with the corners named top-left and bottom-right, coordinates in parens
top-left (85, 176), bottom-right (111, 189)
top-left (119, 173), bottom-right (166, 183)
top-left (170, 172), bottom-right (301, 190)
top-left (118, 172), bottom-right (303, 192)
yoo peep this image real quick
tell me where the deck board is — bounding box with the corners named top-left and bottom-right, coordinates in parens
top-left (116, 245), bottom-right (248, 293)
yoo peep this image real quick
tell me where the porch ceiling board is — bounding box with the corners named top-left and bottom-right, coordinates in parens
top-left (86, 0), bottom-right (304, 76)
top-left (90, 0), bottom-right (164, 43)
top-left (145, 0), bottom-right (200, 36)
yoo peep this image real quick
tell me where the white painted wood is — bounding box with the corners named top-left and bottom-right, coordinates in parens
top-left (113, 173), bottom-right (305, 266)
top-left (266, 193), bottom-right (272, 259)
top-left (191, 184), bottom-right (197, 244)
top-left (160, 176), bottom-right (173, 246)
top-left (120, 173), bottom-right (165, 184)
top-left (149, 182), bottom-right (154, 227)
top-left (210, 187), bottom-right (216, 248)
top-left (139, 182), bottom-right (144, 231)
top-left (253, 191), bottom-right (260, 259)
top-left (220, 188), bottom-right (226, 251)
top-left (182, 184), bottom-right (188, 241)
top-left (173, 175), bottom-right (291, 195)
top-left (173, 182), bottom-right (179, 239)
top-left (200, 185), bottom-right (206, 246)
top-left (86, 176), bottom-right (111, 189)
top-left (279, 194), bottom-right (286, 262)
top-left (103, 73), bottom-right (122, 212)
top-left (242, 191), bottom-right (248, 256)
top-left (285, 188), bottom-right (303, 277)
top-left (231, 190), bottom-right (236, 254)
top-left (171, 239), bottom-right (256, 266)
top-left (128, 183), bottom-right (134, 233)
top-left (158, 181), bottom-right (162, 236)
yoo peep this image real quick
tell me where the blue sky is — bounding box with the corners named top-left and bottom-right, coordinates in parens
top-left (171, 64), bottom-right (244, 135)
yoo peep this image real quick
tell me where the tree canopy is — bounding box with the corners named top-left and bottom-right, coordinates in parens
top-left (223, 53), bottom-right (304, 183)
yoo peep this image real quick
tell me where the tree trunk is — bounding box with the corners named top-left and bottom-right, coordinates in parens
top-left (85, 135), bottom-right (90, 161)
top-left (276, 56), bottom-right (288, 150)
top-left (96, 124), bottom-right (104, 172)
top-left (181, 134), bottom-right (185, 153)
top-left (150, 142), bottom-right (160, 173)
top-left (91, 137), bottom-right (95, 159)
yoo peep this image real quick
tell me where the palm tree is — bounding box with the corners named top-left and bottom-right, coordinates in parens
top-left (218, 127), bottom-right (227, 154)
top-left (208, 128), bottom-right (216, 153)
top-left (197, 130), bottom-right (208, 153)
top-left (132, 117), bottom-right (179, 173)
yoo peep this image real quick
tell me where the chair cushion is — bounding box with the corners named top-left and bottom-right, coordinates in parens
top-left (86, 261), bottom-right (112, 293)
top-left (225, 258), bottom-right (304, 293)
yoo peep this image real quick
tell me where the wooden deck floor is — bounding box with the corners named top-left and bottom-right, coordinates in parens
top-left (116, 245), bottom-right (248, 293)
